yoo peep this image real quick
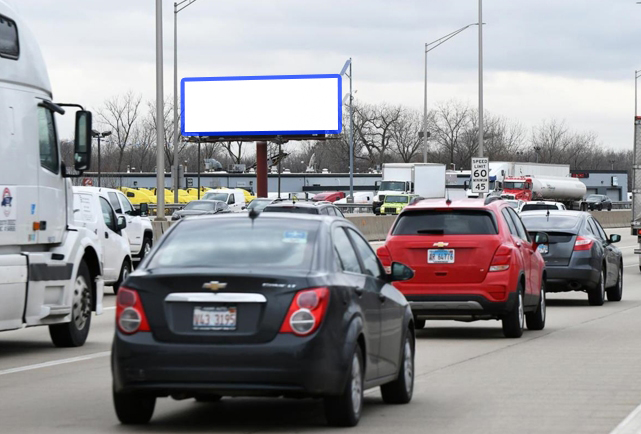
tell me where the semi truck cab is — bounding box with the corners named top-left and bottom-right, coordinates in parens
top-left (502, 177), bottom-right (533, 201)
top-left (0, 1), bottom-right (103, 347)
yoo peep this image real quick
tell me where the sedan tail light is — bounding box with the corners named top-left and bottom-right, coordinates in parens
top-left (574, 236), bottom-right (594, 251)
top-left (376, 246), bottom-right (392, 274)
top-left (489, 245), bottom-right (512, 272)
top-left (116, 287), bottom-right (150, 334)
top-left (280, 288), bottom-right (330, 336)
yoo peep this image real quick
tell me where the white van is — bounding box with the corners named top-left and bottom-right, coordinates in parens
top-left (201, 188), bottom-right (246, 212)
top-left (73, 187), bottom-right (132, 292)
top-left (97, 187), bottom-right (153, 261)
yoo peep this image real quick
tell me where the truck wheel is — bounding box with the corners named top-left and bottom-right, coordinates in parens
top-left (588, 268), bottom-right (606, 306)
top-left (113, 389), bottom-right (156, 424)
top-left (526, 281), bottom-right (546, 330)
top-left (324, 347), bottom-right (364, 427)
top-left (606, 264), bottom-right (623, 302)
top-left (49, 260), bottom-right (92, 348)
top-left (502, 285), bottom-right (524, 338)
top-left (138, 236), bottom-right (152, 262)
top-left (113, 260), bottom-right (131, 294)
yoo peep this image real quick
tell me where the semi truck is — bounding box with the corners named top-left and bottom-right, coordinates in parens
top-left (489, 162), bottom-right (570, 190)
top-left (0, 1), bottom-right (104, 346)
top-left (372, 163), bottom-right (446, 214)
top-left (501, 175), bottom-right (587, 209)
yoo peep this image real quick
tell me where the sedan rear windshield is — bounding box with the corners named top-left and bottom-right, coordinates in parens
top-left (521, 204), bottom-right (559, 212)
top-left (392, 210), bottom-right (498, 235)
top-left (148, 219), bottom-right (318, 270)
top-left (262, 206), bottom-right (318, 214)
top-left (520, 215), bottom-right (580, 231)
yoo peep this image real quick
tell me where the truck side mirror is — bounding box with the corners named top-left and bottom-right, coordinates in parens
top-left (74, 111), bottom-right (92, 172)
top-left (139, 203), bottom-right (149, 216)
top-left (117, 215), bottom-right (127, 231)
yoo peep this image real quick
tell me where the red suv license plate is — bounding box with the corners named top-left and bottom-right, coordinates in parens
top-left (428, 249), bottom-right (455, 264)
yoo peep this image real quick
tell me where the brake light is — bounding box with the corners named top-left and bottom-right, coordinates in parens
top-left (116, 287), bottom-right (150, 334)
top-left (490, 245), bottom-right (512, 272)
top-left (574, 236), bottom-right (594, 251)
top-left (377, 245), bottom-right (392, 274)
top-left (280, 288), bottom-right (330, 336)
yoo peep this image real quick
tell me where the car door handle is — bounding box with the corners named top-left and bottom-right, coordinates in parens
top-left (105, 232), bottom-right (109, 239)
top-left (378, 293), bottom-right (386, 303)
top-left (353, 287), bottom-right (364, 296)
top-left (515, 242), bottom-right (522, 247)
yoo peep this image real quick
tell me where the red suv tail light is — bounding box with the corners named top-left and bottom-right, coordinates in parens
top-left (490, 245), bottom-right (512, 272)
top-left (280, 288), bottom-right (330, 336)
top-left (574, 236), bottom-right (594, 251)
top-left (116, 287), bottom-right (150, 334)
top-left (377, 246), bottom-right (392, 273)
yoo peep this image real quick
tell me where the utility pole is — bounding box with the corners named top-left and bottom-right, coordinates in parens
top-left (155, 0), bottom-right (166, 220)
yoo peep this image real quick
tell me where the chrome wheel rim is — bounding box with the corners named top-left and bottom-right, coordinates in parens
top-left (143, 242), bottom-right (151, 257)
top-left (540, 287), bottom-right (546, 322)
top-left (72, 274), bottom-right (91, 331)
top-left (403, 339), bottom-right (413, 395)
top-left (619, 268), bottom-right (623, 291)
top-left (601, 271), bottom-right (605, 299)
top-left (518, 292), bottom-right (524, 329)
top-left (122, 264), bottom-right (129, 282)
top-left (351, 354), bottom-right (362, 415)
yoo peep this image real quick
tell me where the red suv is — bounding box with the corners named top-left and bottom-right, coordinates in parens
top-left (376, 197), bottom-right (549, 338)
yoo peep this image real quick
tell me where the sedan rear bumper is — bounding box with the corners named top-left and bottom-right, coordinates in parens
top-left (544, 253), bottom-right (600, 292)
top-left (406, 292), bottom-right (519, 320)
top-left (112, 331), bottom-right (349, 398)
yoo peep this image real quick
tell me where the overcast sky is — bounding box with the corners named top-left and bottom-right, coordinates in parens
top-left (9, 0), bottom-right (641, 150)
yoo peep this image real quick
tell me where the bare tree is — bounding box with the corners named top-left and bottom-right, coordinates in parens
top-left (432, 101), bottom-right (471, 166)
top-left (391, 108), bottom-right (427, 163)
top-left (97, 91), bottom-right (143, 172)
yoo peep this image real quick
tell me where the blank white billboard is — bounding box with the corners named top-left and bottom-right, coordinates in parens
top-left (181, 74), bottom-right (342, 137)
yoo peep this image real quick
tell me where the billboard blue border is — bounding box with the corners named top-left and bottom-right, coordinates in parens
top-left (180, 74), bottom-right (342, 137)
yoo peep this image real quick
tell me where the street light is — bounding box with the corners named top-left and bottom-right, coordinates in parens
top-left (341, 58), bottom-right (354, 202)
top-left (635, 70), bottom-right (641, 117)
top-left (155, 0), bottom-right (166, 220)
top-left (478, 0), bottom-right (484, 159)
top-left (423, 23), bottom-right (480, 163)
top-left (533, 146), bottom-right (542, 164)
top-left (91, 130), bottom-right (112, 187)
top-left (173, 0), bottom-right (199, 204)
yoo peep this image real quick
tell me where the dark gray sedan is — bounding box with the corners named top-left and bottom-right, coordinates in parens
top-left (112, 213), bottom-right (415, 427)
top-left (520, 210), bottom-right (622, 305)
top-left (585, 194), bottom-right (612, 211)
top-left (171, 200), bottom-right (229, 220)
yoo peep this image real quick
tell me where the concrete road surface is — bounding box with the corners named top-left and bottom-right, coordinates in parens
top-left (1, 229), bottom-right (640, 434)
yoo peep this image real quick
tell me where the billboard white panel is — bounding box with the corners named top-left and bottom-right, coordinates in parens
top-left (181, 74), bottom-right (342, 137)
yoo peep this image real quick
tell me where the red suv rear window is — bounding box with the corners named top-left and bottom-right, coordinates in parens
top-left (392, 210), bottom-right (498, 235)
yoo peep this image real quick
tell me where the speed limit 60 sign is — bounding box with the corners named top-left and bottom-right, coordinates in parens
top-left (471, 157), bottom-right (489, 194)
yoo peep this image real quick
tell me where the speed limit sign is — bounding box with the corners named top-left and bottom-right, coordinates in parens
top-left (471, 158), bottom-right (489, 194)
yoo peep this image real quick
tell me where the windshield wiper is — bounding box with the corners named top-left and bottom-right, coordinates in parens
top-left (416, 229), bottom-right (445, 234)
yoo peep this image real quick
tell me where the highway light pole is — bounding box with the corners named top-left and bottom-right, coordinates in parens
top-left (155, 0), bottom-right (166, 220)
top-left (478, 0), bottom-right (484, 159)
top-left (91, 130), bottom-right (111, 187)
top-left (173, 0), bottom-right (198, 204)
top-left (636, 70), bottom-right (641, 117)
top-left (423, 23), bottom-right (480, 163)
top-left (341, 58), bottom-right (354, 202)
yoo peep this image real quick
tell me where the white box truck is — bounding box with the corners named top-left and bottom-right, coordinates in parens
top-left (0, 1), bottom-right (104, 346)
top-left (373, 163), bottom-right (445, 214)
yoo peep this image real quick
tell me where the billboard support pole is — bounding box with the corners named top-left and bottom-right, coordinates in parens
top-left (256, 141), bottom-right (268, 198)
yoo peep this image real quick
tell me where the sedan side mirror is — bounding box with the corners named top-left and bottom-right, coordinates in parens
top-left (74, 110), bottom-right (92, 172)
top-left (389, 262), bottom-right (414, 282)
top-left (139, 203), bottom-right (149, 216)
top-left (533, 232), bottom-right (549, 245)
top-left (117, 215), bottom-right (127, 231)
top-left (610, 234), bottom-right (621, 244)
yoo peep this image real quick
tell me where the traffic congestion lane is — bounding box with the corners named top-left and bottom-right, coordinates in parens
top-left (0, 230), bottom-right (639, 433)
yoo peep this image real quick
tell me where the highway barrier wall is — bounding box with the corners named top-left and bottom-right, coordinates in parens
top-left (151, 210), bottom-right (632, 244)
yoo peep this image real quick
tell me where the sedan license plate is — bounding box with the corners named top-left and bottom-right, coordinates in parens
top-left (193, 306), bottom-right (237, 331)
top-left (428, 249), bottom-right (455, 264)
top-left (537, 244), bottom-right (549, 254)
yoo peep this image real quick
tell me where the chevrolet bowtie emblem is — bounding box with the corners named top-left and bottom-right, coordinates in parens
top-left (433, 242), bottom-right (449, 248)
top-left (203, 281), bottom-right (227, 291)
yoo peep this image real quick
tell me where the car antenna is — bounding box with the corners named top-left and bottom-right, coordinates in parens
top-left (248, 207), bottom-right (259, 227)
top-left (445, 188), bottom-right (451, 206)
top-left (546, 208), bottom-right (550, 221)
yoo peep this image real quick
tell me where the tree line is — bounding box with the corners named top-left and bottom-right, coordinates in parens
top-left (61, 92), bottom-right (632, 182)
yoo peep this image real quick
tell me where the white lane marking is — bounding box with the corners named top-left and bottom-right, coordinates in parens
top-left (624, 264), bottom-right (639, 268)
top-left (610, 402), bottom-right (641, 434)
top-left (0, 351), bottom-right (110, 377)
